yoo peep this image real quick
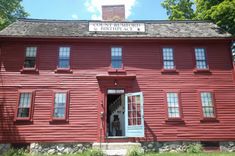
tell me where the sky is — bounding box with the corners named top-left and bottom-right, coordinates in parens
top-left (21, 0), bottom-right (168, 20)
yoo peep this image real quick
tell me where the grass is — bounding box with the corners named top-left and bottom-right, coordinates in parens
top-left (30, 153), bottom-right (235, 156)
top-left (2, 149), bottom-right (235, 156)
top-left (4, 153), bottom-right (235, 156)
top-left (145, 153), bottom-right (235, 156)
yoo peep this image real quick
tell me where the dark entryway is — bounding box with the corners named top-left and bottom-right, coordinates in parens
top-left (107, 92), bottom-right (125, 137)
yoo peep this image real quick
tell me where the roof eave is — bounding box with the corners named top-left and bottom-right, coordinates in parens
top-left (0, 35), bottom-right (234, 41)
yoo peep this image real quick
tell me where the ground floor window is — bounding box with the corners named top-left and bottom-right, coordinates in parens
top-left (200, 92), bottom-right (215, 118)
top-left (15, 92), bottom-right (34, 120)
top-left (166, 92), bottom-right (180, 118)
top-left (52, 91), bottom-right (69, 120)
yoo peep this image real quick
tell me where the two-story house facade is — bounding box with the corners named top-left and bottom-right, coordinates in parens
top-left (0, 5), bottom-right (235, 154)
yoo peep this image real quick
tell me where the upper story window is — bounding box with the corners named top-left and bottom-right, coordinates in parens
top-left (166, 92), bottom-right (180, 118)
top-left (52, 92), bottom-right (69, 120)
top-left (163, 48), bottom-right (175, 69)
top-left (16, 92), bottom-right (33, 120)
top-left (24, 47), bottom-right (37, 68)
top-left (58, 47), bottom-right (70, 68)
top-left (111, 47), bottom-right (122, 69)
top-left (200, 92), bottom-right (215, 118)
top-left (195, 48), bottom-right (208, 69)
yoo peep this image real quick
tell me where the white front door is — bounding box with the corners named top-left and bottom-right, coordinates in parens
top-left (125, 92), bottom-right (144, 137)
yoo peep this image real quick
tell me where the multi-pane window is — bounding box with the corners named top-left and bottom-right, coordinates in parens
top-left (58, 47), bottom-right (70, 68)
top-left (24, 47), bottom-right (37, 68)
top-left (163, 48), bottom-right (174, 69)
top-left (111, 47), bottom-right (122, 69)
top-left (195, 48), bottom-right (208, 69)
top-left (17, 93), bottom-right (32, 118)
top-left (127, 95), bottom-right (142, 125)
top-left (166, 92), bottom-right (180, 118)
top-left (53, 92), bottom-right (67, 118)
top-left (200, 92), bottom-right (215, 118)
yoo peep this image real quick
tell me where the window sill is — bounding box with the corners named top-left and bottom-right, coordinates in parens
top-left (14, 118), bottom-right (33, 124)
top-left (165, 118), bottom-right (185, 124)
top-left (161, 68), bottom-right (178, 73)
top-left (20, 68), bottom-right (39, 74)
top-left (108, 68), bottom-right (126, 73)
top-left (14, 117), bottom-right (31, 121)
top-left (50, 118), bottom-right (69, 124)
top-left (200, 118), bottom-right (219, 123)
top-left (193, 68), bottom-right (211, 73)
top-left (54, 68), bottom-right (73, 73)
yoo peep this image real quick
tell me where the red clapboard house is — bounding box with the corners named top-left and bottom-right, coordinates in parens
top-left (0, 5), bottom-right (235, 153)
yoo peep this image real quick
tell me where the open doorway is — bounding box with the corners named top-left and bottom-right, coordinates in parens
top-left (107, 90), bottom-right (125, 137)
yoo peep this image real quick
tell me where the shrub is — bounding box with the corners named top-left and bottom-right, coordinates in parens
top-left (186, 143), bottom-right (202, 153)
top-left (126, 146), bottom-right (144, 156)
top-left (2, 148), bottom-right (28, 156)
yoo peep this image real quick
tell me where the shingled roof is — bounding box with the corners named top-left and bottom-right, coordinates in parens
top-left (0, 18), bottom-right (232, 39)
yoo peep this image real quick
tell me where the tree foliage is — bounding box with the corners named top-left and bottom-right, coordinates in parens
top-left (195, 0), bottom-right (235, 35)
top-left (161, 0), bottom-right (235, 35)
top-left (161, 0), bottom-right (195, 20)
top-left (0, 0), bottom-right (28, 30)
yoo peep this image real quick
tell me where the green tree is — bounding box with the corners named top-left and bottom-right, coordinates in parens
top-left (194, 0), bottom-right (223, 19)
top-left (0, 0), bottom-right (28, 30)
top-left (162, 0), bottom-right (235, 35)
top-left (161, 0), bottom-right (195, 20)
top-left (195, 0), bottom-right (235, 35)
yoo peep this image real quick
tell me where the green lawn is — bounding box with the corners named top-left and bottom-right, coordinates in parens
top-left (62, 153), bottom-right (235, 156)
top-left (3, 149), bottom-right (235, 156)
top-left (34, 153), bottom-right (235, 156)
top-left (3, 153), bottom-right (235, 156)
top-left (145, 153), bottom-right (235, 156)
top-left (25, 153), bottom-right (235, 156)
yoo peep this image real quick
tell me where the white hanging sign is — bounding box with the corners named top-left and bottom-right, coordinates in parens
top-left (107, 89), bottom-right (125, 94)
top-left (89, 22), bottom-right (145, 32)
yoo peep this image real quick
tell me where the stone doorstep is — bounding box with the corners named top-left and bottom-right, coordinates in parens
top-left (92, 142), bottom-right (141, 150)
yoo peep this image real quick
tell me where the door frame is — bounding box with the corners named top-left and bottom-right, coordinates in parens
top-left (96, 77), bottom-right (137, 142)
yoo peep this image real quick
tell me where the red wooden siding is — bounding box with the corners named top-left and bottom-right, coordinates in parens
top-left (0, 39), bottom-right (235, 143)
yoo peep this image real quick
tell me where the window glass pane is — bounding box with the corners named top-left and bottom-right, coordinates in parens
top-left (163, 48), bottom-right (173, 60)
top-left (24, 59), bottom-right (36, 68)
top-left (164, 61), bottom-right (174, 69)
top-left (19, 93), bottom-right (31, 108)
top-left (111, 47), bottom-right (122, 68)
top-left (203, 107), bottom-right (214, 118)
top-left (59, 47), bottom-right (70, 68)
top-left (54, 108), bottom-right (65, 118)
top-left (196, 61), bottom-right (207, 69)
top-left (166, 92), bottom-right (180, 118)
top-left (24, 47), bottom-right (37, 68)
top-left (127, 95), bottom-right (142, 126)
top-left (26, 47), bottom-right (37, 57)
top-left (54, 93), bottom-right (67, 118)
top-left (201, 92), bottom-right (215, 118)
top-left (59, 59), bottom-right (70, 68)
top-left (59, 47), bottom-right (70, 57)
top-left (17, 108), bottom-right (30, 117)
top-left (195, 48), bottom-right (207, 69)
top-left (163, 48), bottom-right (174, 69)
top-left (17, 93), bottom-right (32, 118)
